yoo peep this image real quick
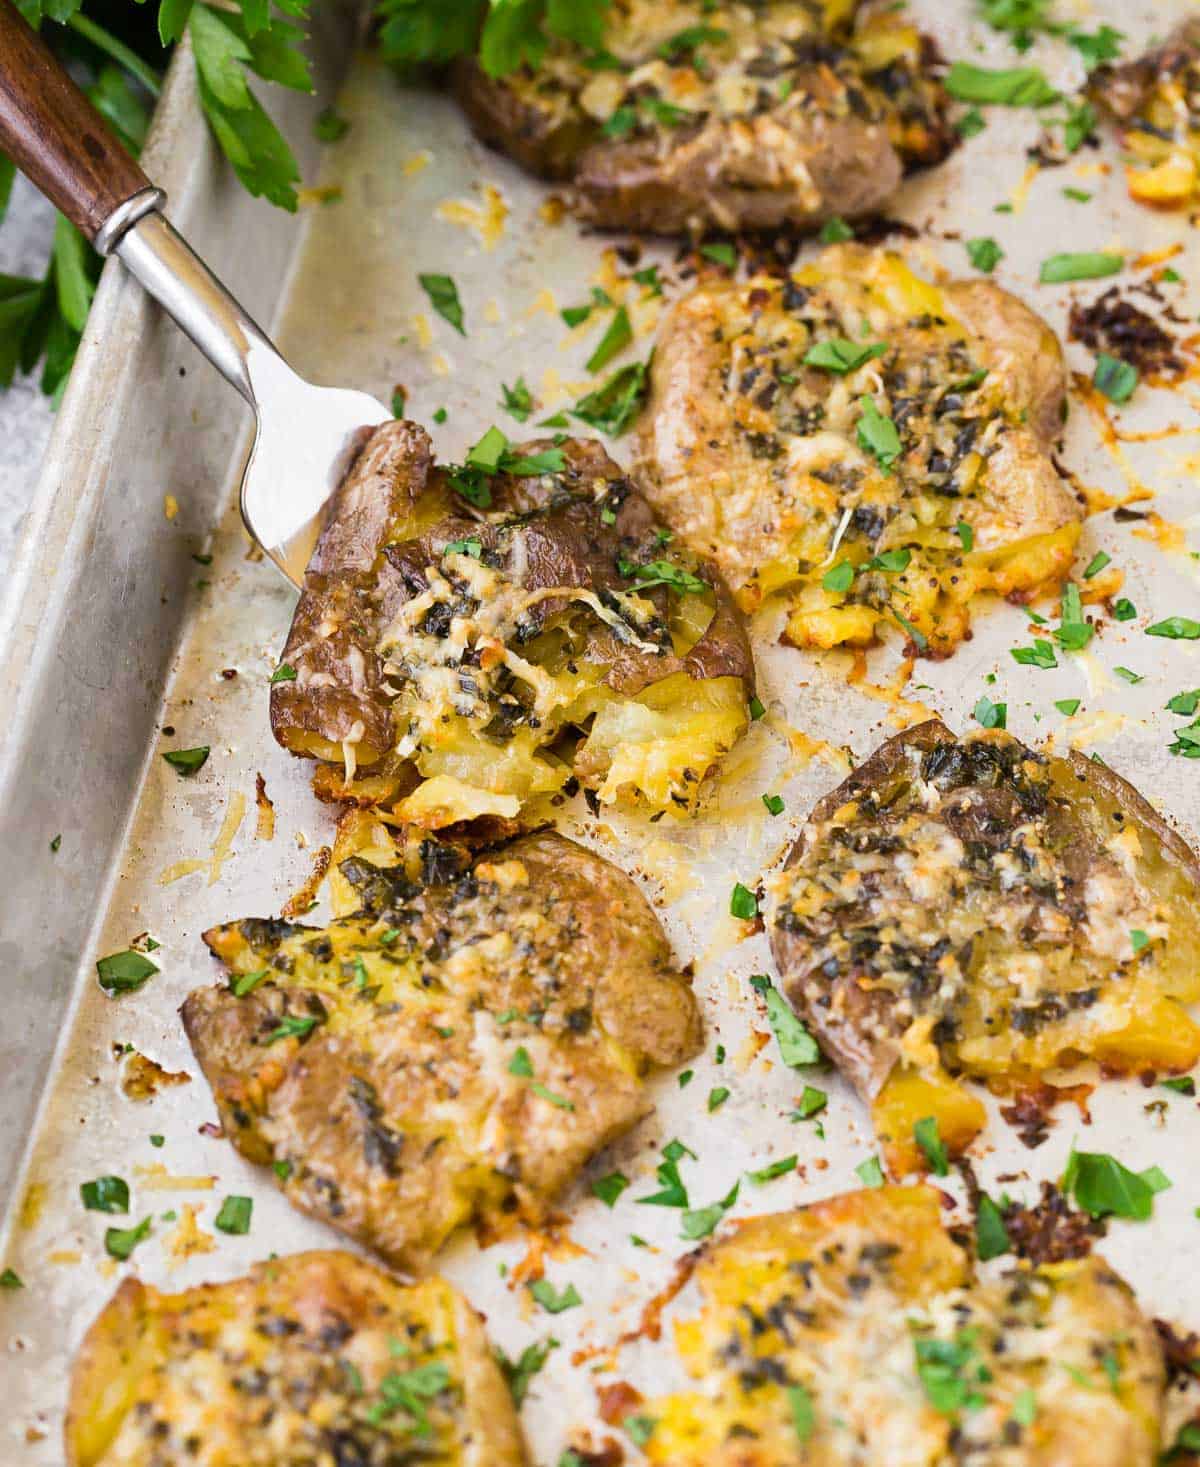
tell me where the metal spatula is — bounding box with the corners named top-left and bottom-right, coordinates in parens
top-left (0, 0), bottom-right (390, 587)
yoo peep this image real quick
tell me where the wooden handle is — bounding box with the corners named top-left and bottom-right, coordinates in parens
top-left (0, 0), bottom-right (152, 243)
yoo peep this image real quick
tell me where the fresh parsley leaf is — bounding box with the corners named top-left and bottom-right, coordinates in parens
top-left (1063, 98), bottom-right (1096, 153)
top-left (974, 695), bottom-right (1007, 729)
top-left (699, 241), bottom-right (737, 268)
top-left (624, 1415), bottom-right (657, 1448)
top-left (914, 1116), bottom-right (949, 1176)
top-left (1054, 583), bottom-right (1092, 651)
top-left (788, 1382), bottom-right (815, 1442)
top-left (508, 1046), bottom-right (534, 1077)
top-left (531, 1082), bottom-right (575, 1110)
top-left (1093, 354), bottom-right (1137, 404)
top-left (708, 1086), bottom-right (731, 1112)
top-left (214, 1195), bottom-right (253, 1234)
top-left (804, 339), bottom-right (888, 374)
top-left (592, 1172), bottom-right (628, 1207)
top-left (96, 949), bottom-right (158, 996)
top-left (1168, 690), bottom-right (1200, 717)
top-left (975, 1193), bottom-right (1011, 1260)
top-left (955, 521), bottom-right (974, 553)
top-left (762, 793), bottom-right (785, 816)
top-left (822, 560), bottom-right (855, 593)
top-left (263, 1013), bottom-right (322, 1045)
top-left (495, 1337), bottom-right (558, 1407)
top-left (748, 695), bottom-right (766, 721)
top-left (1082, 550), bottom-right (1111, 579)
top-left (1069, 25), bottom-right (1123, 69)
top-left (793, 1085), bottom-right (827, 1120)
top-left (749, 975), bottom-right (820, 1067)
top-left (529, 1278), bottom-right (581, 1314)
top-left (1011, 638), bottom-right (1058, 669)
top-left (1163, 1075), bottom-right (1196, 1095)
top-left (105, 1215), bottom-right (152, 1260)
top-left (501, 376), bottom-right (534, 421)
top-left (1112, 598), bottom-right (1137, 622)
top-left (622, 559), bottom-right (707, 596)
top-left (747, 1155), bottom-right (797, 1184)
top-left (819, 216), bottom-right (853, 243)
top-left (443, 537), bottom-right (483, 559)
top-left (0, 1268), bottom-right (23, 1289)
top-left (162, 745), bottom-right (210, 776)
top-left (418, 273), bottom-right (465, 334)
top-left (944, 62), bottom-right (1059, 107)
top-left (730, 883), bottom-right (758, 920)
top-left (270, 663), bottom-right (297, 683)
top-left (1055, 698), bottom-right (1081, 716)
top-left (1039, 252), bottom-right (1123, 284)
top-left (857, 395), bottom-right (902, 471)
top-left (81, 1175), bottom-right (129, 1214)
top-left (586, 305), bottom-right (633, 373)
top-left (1147, 617), bottom-right (1200, 641)
top-left (638, 1145), bottom-right (690, 1208)
top-left (855, 1155), bottom-right (885, 1189)
top-left (681, 1179), bottom-right (739, 1240)
top-left (659, 24), bottom-right (728, 60)
top-left (1062, 1148), bottom-right (1167, 1220)
top-left (966, 237), bottom-right (1004, 273)
top-left (956, 106), bottom-right (987, 138)
top-left (570, 358), bottom-right (649, 436)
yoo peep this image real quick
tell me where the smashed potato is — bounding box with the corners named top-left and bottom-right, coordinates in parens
top-left (767, 722), bottom-right (1200, 1173)
top-left (644, 1185), bottom-right (1165, 1466)
top-left (271, 422), bottom-right (754, 824)
top-left (635, 244), bottom-right (1080, 656)
top-left (456, 0), bottom-right (956, 234)
top-left (1092, 20), bottom-right (1200, 209)
top-left (183, 813), bottom-right (701, 1271)
top-left (66, 1250), bottom-right (525, 1467)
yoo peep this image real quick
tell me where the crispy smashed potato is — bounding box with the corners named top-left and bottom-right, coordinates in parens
top-left (644, 1185), bottom-right (1165, 1466)
top-left (1092, 20), bottom-right (1200, 208)
top-left (768, 721), bottom-right (1200, 1173)
top-left (271, 423), bottom-right (753, 824)
top-left (66, 1250), bottom-right (525, 1467)
top-left (183, 813), bottom-right (701, 1272)
top-left (456, 0), bottom-right (956, 234)
top-left (636, 244), bottom-right (1080, 656)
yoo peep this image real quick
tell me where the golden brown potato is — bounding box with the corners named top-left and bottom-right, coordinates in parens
top-left (183, 814), bottom-right (701, 1272)
top-left (270, 422), bottom-right (754, 824)
top-left (455, 1), bottom-right (956, 234)
top-left (767, 721), bottom-right (1200, 1173)
top-left (66, 1250), bottom-right (526, 1467)
top-left (644, 1184), bottom-right (1165, 1466)
top-left (1091, 20), bottom-right (1200, 209)
top-left (634, 244), bottom-right (1081, 656)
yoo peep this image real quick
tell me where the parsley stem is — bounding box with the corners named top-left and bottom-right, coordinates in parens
top-left (67, 14), bottom-right (163, 99)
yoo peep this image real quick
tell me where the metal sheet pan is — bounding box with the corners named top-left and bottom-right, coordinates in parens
top-left (2, 3), bottom-right (1199, 1460)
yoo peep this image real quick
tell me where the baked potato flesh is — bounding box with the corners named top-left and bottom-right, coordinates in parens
top-left (1092, 21), bottom-right (1200, 207)
top-left (635, 245), bottom-right (1081, 656)
top-left (65, 1251), bottom-right (525, 1467)
top-left (768, 721), bottom-right (1200, 1173)
top-left (271, 423), bottom-right (754, 824)
top-left (455, 1), bottom-right (956, 234)
top-left (183, 816), bottom-right (701, 1272)
top-left (644, 1185), bottom-right (1165, 1466)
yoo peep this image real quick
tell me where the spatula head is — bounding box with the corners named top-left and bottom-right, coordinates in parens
top-left (239, 355), bottom-right (392, 587)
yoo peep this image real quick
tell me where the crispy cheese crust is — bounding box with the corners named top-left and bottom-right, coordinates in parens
top-left (767, 721), bottom-right (1200, 1172)
top-left (270, 422), bottom-right (754, 824)
top-left (1092, 20), bottom-right (1200, 208)
top-left (183, 815), bottom-right (701, 1272)
top-left (635, 244), bottom-right (1080, 656)
top-left (456, 0), bottom-right (956, 234)
top-left (65, 1250), bottom-right (526, 1466)
top-left (644, 1185), bottom-right (1165, 1466)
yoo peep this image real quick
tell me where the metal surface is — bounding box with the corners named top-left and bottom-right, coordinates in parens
top-left (2, 4), bottom-right (1199, 1463)
top-left (92, 186), bottom-right (165, 257)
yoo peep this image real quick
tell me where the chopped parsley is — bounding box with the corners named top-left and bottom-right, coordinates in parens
top-left (442, 537), bottom-right (482, 560)
top-left (747, 1155), bottom-right (797, 1184)
top-left (621, 558), bottom-right (707, 596)
top-left (1093, 354), bottom-right (1137, 404)
top-left (500, 377), bottom-right (534, 422)
top-left (624, 1415), bottom-right (657, 1447)
top-left (638, 1140), bottom-right (695, 1208)
top-left (749, 974), bottom-right (820, 1067)
top-left (749, 695), bottom-right (766, 721)
top-left (914, 1332), bottom-right (989, 1416)
top-left (966, 237), bottom-right (1004, 273)
top-left (699, 241), bottom-right (737, 269)
top-left (1054, 583), bottom-right (1092, 652)
top-left (569, 359), bottom-right (649, 436)
top-left (1162, 1076), bottom-right (1195, 1096)
top-left (0, 1268), bottom-right (23, 1289)
top-left (531, 1082), bottom-right (575, 1111)
top-left (975, 1193), bottom-right (1012, 1261)
top-left (105, 1216), bottom-right (152, 1261)
top-left (418, 273), bottom-right (465, 335)
top-left (1147, 617), bottom-right (1200, 641)
top-left (681, 1179), bottom-right (740, 1240)
top-left (232, 968), bottom-right (268, 997)
top-left (81, 1176), bottom-right (129, 1214)
top-left (96, 949), bottom-right (158, 996)
top-left (495, 1337), bottom-right (557, 1407)
top-left (793, 1086), bottom-right (827, 1121)
top-left (1011, 638), bottom-right (1058, 670)
top-left (591, 1172), bottom-right (628, 1208)
top-left (508, 1047), bottom-right (534, 1078)
top-left (1039, 252), bottom-right (1123, 284)
top-left (1112, 598), bottom-right (1137, 622)
top-left (708, 1086), bottom-right (730, 1112)
top-left (730, 883), bottom-right (758, 920)
top-left (944, 62), bottom-right (1059, 107)
top-left (214, 1195), bottom-right (253, 1235)
top-left (1082, 551), bottom-right (1111, 579)
top-left (819, 216), bottom-right (853, 243)
top-left (762, 793), bottom-right (785, 816)
top-left (855, 1155), bottom-right (885, 1188)
top-left (1062, 1148), bottom-right (1169, 1220)
top-left (1054, 699), bottom-right (1081, 717)
top-left (857, 395), bottom-right (902, 472)
top-left (955, 521), bottom-right (974, 553)
top-left (803, 338), bottom-right (888, 374)
top-left (162, 746), bottom-right (210, 776)
top-left (263, 1013), bottom-right (322, 1045)
top-left (586, 305), bottom-right (633, 374)
top-left (913, 1116), bottom-right (949, 1176)
top-left (822, 560), bottom-right (855, 594)
top-left (270, 663), bottom-right (297, 683)
top-left (973, 696), bottom-right (1007, 730)
top-left (529, 1278), bottom-right (581, 1314)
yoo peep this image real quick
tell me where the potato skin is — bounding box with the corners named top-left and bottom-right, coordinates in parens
top-left (768, 719), bottom-right (1200, 1104)
top-left (452, 3), bottom-right (955, 235)
top-left (66, 1251), bottom-right (526, 1467)
top-left (183, 823), bottom-right (701, 1272)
